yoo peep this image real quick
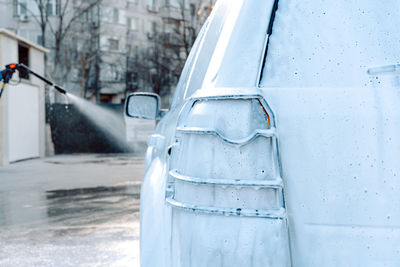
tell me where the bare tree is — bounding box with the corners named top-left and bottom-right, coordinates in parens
top-left (127, 25), bottom-right (176, 98)
top-left (50, 0), bottom-right (101, 84)
top-left (125, 0), bottom-right (215, 103)
top-left (13, 0), bottom-right (102, 104)
top-left (25, 0), bottom-right (101, 82)
top-left (67, 4), bottom-right (100, 98)
top-left (176, 0), bottom-right (211, 57)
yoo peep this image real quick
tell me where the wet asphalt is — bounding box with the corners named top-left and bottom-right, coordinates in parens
top-left (0, 154), bottom-right (144, 266)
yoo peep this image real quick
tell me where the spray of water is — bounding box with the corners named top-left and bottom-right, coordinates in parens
top-left (66, 93), bottom-right (133, 152)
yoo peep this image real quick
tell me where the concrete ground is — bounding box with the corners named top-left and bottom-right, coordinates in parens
top-left (0, 153), bottom-right (144, 267)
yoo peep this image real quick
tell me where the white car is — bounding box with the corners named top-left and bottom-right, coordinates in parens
top-left (125, 0), bottom-right (400, 266)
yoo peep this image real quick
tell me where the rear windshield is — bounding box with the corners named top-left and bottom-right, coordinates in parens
top-left (260, 0), bottom-right (400, 88)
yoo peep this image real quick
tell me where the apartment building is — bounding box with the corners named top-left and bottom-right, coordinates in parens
top-left (0, 0), bottom-right (215, 104)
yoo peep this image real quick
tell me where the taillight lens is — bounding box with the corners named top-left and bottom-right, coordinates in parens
top-left (167, 96), bottom-right (283, 217)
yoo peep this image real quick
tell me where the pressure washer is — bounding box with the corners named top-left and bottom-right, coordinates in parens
top-left (0, 63), bottom-right (67, 98)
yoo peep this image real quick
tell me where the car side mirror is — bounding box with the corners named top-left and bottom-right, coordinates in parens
top-left (125, 93), bottom-right (161, 120)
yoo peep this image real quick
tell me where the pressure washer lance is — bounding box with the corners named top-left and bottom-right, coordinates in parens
top-left (0, 63), bottom-right (67, 99)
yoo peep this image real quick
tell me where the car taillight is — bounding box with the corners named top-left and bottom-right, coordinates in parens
top-left (166, 93), bottom-right (291, 265)
top-left (167, 96), bottom-right (283, 215)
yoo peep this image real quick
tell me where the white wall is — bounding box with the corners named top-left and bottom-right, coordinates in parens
top-left (8, 82), bottom-right (40, 162)
top-left (0, 29), bottom-right (46, 165)
top-left (30, 45), bottom-right (46, 158)
top-left (0, 31), bottom-right (18, 165)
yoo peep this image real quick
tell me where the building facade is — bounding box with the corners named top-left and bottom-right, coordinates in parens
top-left (0, 0), bottom-right (215, 104)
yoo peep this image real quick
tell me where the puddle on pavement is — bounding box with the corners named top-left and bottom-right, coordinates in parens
top-left (0, 183), bottom-right (141, 231)
top-left (0, 156), bottom-right (142, 266)
top-left (44, 154), bottom-right (144, 166)
top-left (0, 183), bottom-right (141, 266)
top-left (45, 184), bottom-right (141, 227)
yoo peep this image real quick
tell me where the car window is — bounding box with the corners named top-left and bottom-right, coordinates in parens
top-left (260, 0), bottom-right (400, 88)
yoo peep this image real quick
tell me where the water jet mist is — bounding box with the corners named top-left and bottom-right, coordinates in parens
top-left (66, 94), bottom-right (133, 152)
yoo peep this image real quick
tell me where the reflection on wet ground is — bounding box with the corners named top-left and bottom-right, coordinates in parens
top-left (0, 154), bottom-right (143, 267)
top-left (45, 155), bottom-right (144, 166)
top-left (46, 184), bottom-right (140, 227)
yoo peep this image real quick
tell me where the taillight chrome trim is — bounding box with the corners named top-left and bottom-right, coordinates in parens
top-left (169, 169), bottom-right (283, 188)
top-left (176, 126), bottom-right (277, 146)
top-left (166, 198), bottom-right (286, 219)
top-left (167, 168), bottom-right (285, 218)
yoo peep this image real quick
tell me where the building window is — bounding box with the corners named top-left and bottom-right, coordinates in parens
top-left (108, 39), bottom-right (119, 51)
top-left (126, 71), bottom-right (138, 89)
top-left (37, 35), bottom-right (43, 45)
top-left (99, 93), bottom-right (116, 103)
top-left (18, 42), bottom-right (29, 80)
top-left (146, 21), bottom-right (158, 38)
top-left (46, 1), bottom-right (53, 15)
top-left (102, 7), bottom-right (124, 24)
top-left (15, 0), bottom-right (59, 16)
top-left (152, 21), bottom-right (157, 33)
top-left (127, 17), bottom-right (138, 31)
top-left (113, 8), bottom-right (119, 23)
top-left (19, 0), bottom-right (27, 15)
top-left (131, 18), bottom-right (138, 30)
top-left (147, 0), bottom-right (158, 12)
top-left (13, 0), bottom-right (18, 16)
top-left (190, 3), bottom-right (195, 16)
top-left (56, 0), bottom-right (61, 15)
top-left (167, 0), bottom-right (187, 8)
top-left (90, 5), bottom-right (99, 26)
